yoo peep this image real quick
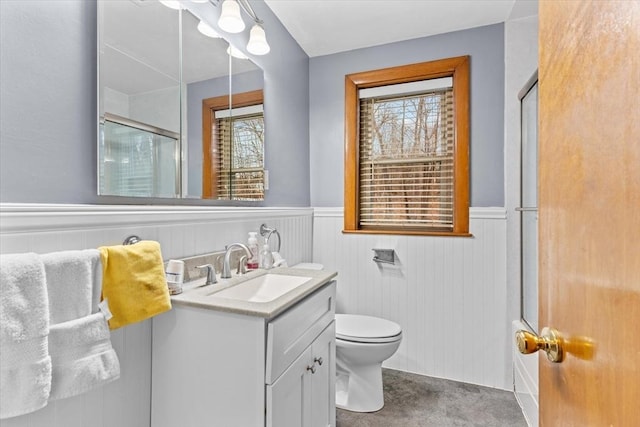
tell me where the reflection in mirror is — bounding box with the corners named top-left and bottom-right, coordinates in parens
top-left (202, 90), bottom-right (265, 200)
top-left (183, 10), bottom-right (264, 200)
top-left (99, 0), bottom-right (181, 197)
top-left (98, 0), bottom-right (264, 200)
top-left (185, 37), bottom-right (264, 200)
top-left (99, 113), bottom-right (180, 197)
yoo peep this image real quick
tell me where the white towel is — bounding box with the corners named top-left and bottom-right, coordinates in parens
top-left (42, 249), bottom-right (102, 324)
top-left (0, 253), bottom-right (52, 419)
top-left (48, 312), bottom-right (120, 401)
top-left (41, 249), bottom-right (120, 400)
top-left (272, 252), bottom-right (288, 268)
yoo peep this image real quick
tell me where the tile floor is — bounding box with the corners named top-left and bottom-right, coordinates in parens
top-left (336, 369), bottom-right (528, 427)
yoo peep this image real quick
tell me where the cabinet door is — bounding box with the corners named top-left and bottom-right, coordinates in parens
top-left (310, 321), bottom-right (336, 427)
top-left (266, 347), bottom-right (312, 427)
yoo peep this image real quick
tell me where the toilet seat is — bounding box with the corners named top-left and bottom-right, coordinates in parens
top-left (335, 314), bottom-right (402, 344)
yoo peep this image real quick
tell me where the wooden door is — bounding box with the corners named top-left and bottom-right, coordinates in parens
top-left (538, 1), bottom-right (640, 425)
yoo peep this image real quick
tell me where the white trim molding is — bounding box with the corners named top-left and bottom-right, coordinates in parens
top-left (313, 206), bottom-right (507, 220)
top-left (0, 203), bottom-right (313, 233)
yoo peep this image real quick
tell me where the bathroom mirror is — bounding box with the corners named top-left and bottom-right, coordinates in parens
top-left (97, 0), bottom-right (263, 199)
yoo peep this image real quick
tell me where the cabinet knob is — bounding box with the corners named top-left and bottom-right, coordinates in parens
top-left (306, 365), bottom-right (316, 374)
top-left (314, 357), bottom-right (323, 366)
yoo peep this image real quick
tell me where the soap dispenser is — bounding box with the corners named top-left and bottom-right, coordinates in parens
top-left (247, 232), bottom-right (259, 270)
top-left (260, 243), bottom-right (274, 269)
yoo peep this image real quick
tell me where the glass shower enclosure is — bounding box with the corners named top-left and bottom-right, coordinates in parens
top-left (519, 72), bottom-right (538, 331)
top-left (99, 114), bottom-right (181, 198)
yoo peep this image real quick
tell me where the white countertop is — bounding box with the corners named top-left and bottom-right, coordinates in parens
top-left (170, 267), bottom-right (337, 319)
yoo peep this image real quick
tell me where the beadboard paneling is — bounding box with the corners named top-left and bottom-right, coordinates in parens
top-left (512, 320), bottom-right (538, 427)
top-left (0, 204), bottom-right (312, 427)
top-left (312, 207), bottom-right (510, 390)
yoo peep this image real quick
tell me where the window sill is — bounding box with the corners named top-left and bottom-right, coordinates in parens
top-left (342, 229), bottom-right (473, 238)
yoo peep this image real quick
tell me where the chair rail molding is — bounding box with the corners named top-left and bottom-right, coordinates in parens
top-left (0, 203), bottom-right (313, 233)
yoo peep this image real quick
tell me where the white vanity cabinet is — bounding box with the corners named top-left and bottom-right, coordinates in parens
top-left (266, 314), bottom-right (335, 427)
top-left (151, 280), bottom-right (336, 427)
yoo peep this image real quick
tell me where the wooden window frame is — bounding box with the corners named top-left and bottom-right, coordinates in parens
top-left (202, 89), bottom-right (264, 199)
top-left (344, 56), bottom-right (470, 236)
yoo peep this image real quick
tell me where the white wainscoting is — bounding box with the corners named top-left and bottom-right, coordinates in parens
top-left (512, 320), bottom-right (539, 427)
top-left (0, 204), bottom-right (312, 427)
top-left (312, 207), bottom-right (511, 390)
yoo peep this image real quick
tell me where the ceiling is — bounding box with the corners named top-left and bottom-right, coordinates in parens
top-left (264, 0), bottom-right (538, 57)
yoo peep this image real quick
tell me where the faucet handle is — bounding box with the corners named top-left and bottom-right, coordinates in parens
top-left (236, 255), bottom-right (248, 275)
top-left (196, 264), bottom-right (217, 285)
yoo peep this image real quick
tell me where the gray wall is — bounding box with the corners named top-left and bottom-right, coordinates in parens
top-left (309, 24), bottom-right (505, 207)
top-left (0, 0), bottom-right (97, 204)
top-left (0, 0), bottom-right (310, 206)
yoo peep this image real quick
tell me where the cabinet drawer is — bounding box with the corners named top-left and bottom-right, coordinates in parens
top-left (266, 281), bottom-right (336, 384)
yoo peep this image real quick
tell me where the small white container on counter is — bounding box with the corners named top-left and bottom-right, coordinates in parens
top-left (166, 259), bottom-right (184, 295)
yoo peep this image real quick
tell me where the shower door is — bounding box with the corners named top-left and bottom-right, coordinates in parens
top-left (518, 73), bottom-right (538, 331)
top-left (99, 114), bottom-right (181, 198)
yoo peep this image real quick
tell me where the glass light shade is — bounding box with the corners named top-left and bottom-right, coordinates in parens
top-left (226, 46), bottom-right (248, 59)
top-left (218, 0), bottom-right (245, 33)
top-left (197, 20), bottom-right (220, 38)
top-left (246, 24), bottom-right (270, 55)
top-left (159, 0), bottom-right (183, 9)
top-left (191, 0), bottom-right (209, 3)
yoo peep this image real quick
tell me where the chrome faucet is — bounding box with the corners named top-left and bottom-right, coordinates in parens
top-left (221, 243), bottom-right (252, 279)
top-left (196, 264), bottom-right (217, 285)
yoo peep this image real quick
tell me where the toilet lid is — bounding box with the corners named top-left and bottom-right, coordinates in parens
top-left (335, 314), bottom-right (402, 343)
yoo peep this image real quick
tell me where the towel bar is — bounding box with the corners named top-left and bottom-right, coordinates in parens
top-left (259, 224), bottom-right (281, 252)
top-left (123, 235), bottom-right (141, 245)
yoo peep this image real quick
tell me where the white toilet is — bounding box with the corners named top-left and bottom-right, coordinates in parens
top-left (335, 314), bottom-right (402, 412)
top-left (293, 263), bottom-right (403, 413)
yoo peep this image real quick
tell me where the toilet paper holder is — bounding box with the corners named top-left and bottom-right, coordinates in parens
top-left (372, 248), bottom-right (395, 265)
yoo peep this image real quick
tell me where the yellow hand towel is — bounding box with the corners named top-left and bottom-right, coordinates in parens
top-left (98, 241), bottom-right (171, 330)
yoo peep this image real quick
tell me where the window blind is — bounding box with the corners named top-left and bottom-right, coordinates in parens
top-left (215, 112), bottom-right (265, 200)
top-left (358, 88), bottom-right (455, 230)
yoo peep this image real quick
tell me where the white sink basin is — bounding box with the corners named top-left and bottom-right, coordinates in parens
top-left (209, 273), bottom-right (312, 303)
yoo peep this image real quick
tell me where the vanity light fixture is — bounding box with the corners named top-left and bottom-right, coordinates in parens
top-left (159, 0), bottom-right (270, 56)
top-left (218, 0), bottom-right (245, 33)
top-left (218, 0), bottom-right (270, 55)
top-left (247, 23), bottom-right (270, 55)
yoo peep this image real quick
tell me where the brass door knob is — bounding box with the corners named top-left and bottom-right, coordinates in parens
top-left (515, 327), bottom-right (564, 363)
